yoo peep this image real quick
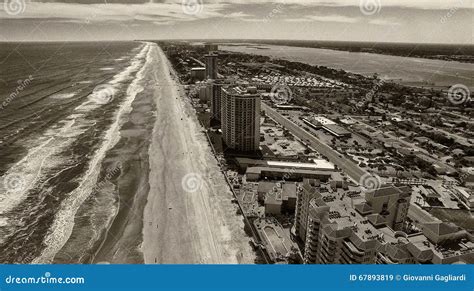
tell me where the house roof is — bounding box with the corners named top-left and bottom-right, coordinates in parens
top-left (355, 202), bottom-right (373, 214)
top-left (423, 222), bottom-right (459, 236)
top-left (367, 214), bottom-right (387, 226)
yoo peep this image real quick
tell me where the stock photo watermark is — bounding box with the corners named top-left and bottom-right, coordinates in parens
top-left (181, 0), bottom-right (203, 16)
top-left (91, 84), bottom-right (116, 104)
top-left (359, 172), bottom-right (382, 191)
top-left (4, 272), bottom-right (85, 285)
top-left (440, 0), bottom-right (465, 23)
top-left (447, 84), bottom-right (470, 105)
top-left (262, 1), bottom-right (286, 23)
top-left (359, 0), bottom-right (382, 16)
top-left (181, 172), bottom-right (206, 193)
top-left (1, 173), bottom-right (26, 193)
top-left (3, 0), bottom-right (27, 16)
top-left (0, 75), bottom-right (34, 111)
top-left (270, 84), bottom-right (293, 104)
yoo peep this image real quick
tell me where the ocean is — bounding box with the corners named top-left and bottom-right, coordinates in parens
top-left (0, 41), bottom-right (150, 263)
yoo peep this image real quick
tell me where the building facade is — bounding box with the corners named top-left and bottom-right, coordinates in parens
top-left (221, 86), bottom-right (261, 152)
top-left (210, 81), bottom-right (223, 123)
top-left (205, 53), bottom-right (218, 79)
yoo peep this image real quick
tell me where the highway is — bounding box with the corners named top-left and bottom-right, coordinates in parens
top-left (262, 102), bottom-right (368, 182)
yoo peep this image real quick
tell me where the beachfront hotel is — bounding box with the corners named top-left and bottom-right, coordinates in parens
top-left (221, 86), bottom-right (261, 152)
top-left (295, 180), bottom-right (474, 264)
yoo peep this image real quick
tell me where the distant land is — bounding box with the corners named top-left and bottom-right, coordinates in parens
top-left (167, 39), bottom-right (474, 63)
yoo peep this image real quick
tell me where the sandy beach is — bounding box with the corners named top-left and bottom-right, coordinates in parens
top-left (140, 45), bottom-right (255, 264)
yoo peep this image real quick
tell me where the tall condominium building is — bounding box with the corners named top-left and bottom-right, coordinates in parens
top-left (210, 81), bottom-right (223, 123)
top-left (295, 179), bottom-right (474, 264)
top-left (209, 79), bottom-right (236, 124)
top-left (295, 179), bottom-right (322, 243)
top-left (221, 86), bottom-right (261, 152)
top-left (205, 53), bottom-right (218, 79)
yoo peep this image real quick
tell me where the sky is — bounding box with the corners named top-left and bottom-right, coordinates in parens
top-left (0, 0), bottom-right (472, 43)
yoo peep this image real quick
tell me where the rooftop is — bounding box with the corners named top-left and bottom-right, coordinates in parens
top-left (237, 157), bottom-right (335, 171)
top-left (222, 85), bottom-right (259, 97)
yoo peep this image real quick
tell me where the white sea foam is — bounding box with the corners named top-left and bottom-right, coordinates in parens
top-left (32, 42), bottom-right (154, 263)
top-left (0, 44), bottom-right (147, 218)
top-left (50, 92), bottom-right (76, 100)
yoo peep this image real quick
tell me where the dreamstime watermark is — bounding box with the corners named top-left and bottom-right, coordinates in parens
top-left (265, 167), bottom-right (297, 197)
top-left (365, 79), bottom-right (385, 102)
top-left (0, 75), bottom-right (34, 111)
top-left (91, 84), bottom-right (115, 104)
top-left (359, 0), bottom-right (382, 16)
top-left (447, 84), bottom-right (471, 105)
top-left (359, 173), bottom-right (382, 190)
top-left (181, 172), bottom-right (205, 193)
top-left (262, 1), bottom-right (286, 23)
top-left (440, 0), bottom-right (464, 23)
top-left (91, 163), bottom-right (123, 193)
top-left (84, 11), bottom-right (98, 24)
top-left (181, 0), bottom-right (203, 16)
top-left (1, 173), bottom-right (26, 193)
top-left (3, 0), bottom-right (27, 16)
top-left (270, 84), bottom-right (292, 104)
top-left (4, 272), bottom-right (85, 285)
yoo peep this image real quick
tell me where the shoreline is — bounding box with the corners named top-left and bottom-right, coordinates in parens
top-left (141, 44), bottom-right (255, 264)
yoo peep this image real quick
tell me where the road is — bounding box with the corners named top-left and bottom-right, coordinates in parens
top-left (262, 102), bottom-right (367, 182)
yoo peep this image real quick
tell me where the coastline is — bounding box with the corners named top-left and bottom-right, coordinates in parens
top-left (141, 45), bottom-right (255, 264)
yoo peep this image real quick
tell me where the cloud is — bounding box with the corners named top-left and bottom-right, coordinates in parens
top-left (182, 0), bottom-right (472, 10)
top-left (0, 1), bottom-right (227, 22)
top-left (286, 14), bottom-right (359, 23)
top-left (368, 18), bottom-right (401, 26)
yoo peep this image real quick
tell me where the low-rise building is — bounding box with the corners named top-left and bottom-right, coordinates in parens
top-left (259, 182), bottom-right (297, 215)
top-left (452, 187), bottom-right (474, 211)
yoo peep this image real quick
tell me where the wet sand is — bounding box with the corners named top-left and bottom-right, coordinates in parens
top-left (141, 45), bottom-right (255, 264)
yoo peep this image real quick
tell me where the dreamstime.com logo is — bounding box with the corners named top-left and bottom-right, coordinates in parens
top-left (270, 84), bottom-right (293, 104)
top-left (181, 172), bottom-right (206, 193)
top-left (4, 272), bottom-right (85, 285)
top-left (3, 0), bottom-right (27, 16)
top-left (365, 79), bottom-right (385, 102)
top-left (440, 0), bottom-right (464, 23)
top-left (262, 1), bottom-right (286, 23)
top-left (0, 75), bottom-right (34, 111)
top-left (91, 84), bottom-right (115, 104)
top-left (447, 84), bottom-right (471, 105)
top-left (359, 0), bottom-right (382, 16)
top-left (181, 0), bottom-right (203, 16)
top-left (1, 173), bottom-right (27, 193)
top-left (359, 173), bottom-right (382, 191)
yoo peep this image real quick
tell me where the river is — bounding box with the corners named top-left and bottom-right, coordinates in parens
top-left (221, 44), bottom-right (474, 90)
